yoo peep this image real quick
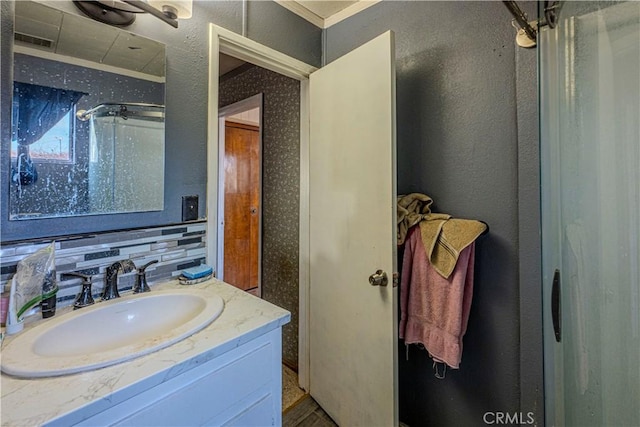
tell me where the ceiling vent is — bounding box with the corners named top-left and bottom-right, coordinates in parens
top-left (14, 32), bottom-right (54, 49)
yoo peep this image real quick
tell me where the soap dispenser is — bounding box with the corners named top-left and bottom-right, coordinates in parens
top-left (62, 272), bottom-right (95, 309)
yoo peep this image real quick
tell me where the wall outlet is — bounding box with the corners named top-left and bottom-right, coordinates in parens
top-left (182, 195), bottom-right (199, 222)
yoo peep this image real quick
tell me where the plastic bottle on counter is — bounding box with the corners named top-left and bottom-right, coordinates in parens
top-left (1, 284), bottom-right (9, 326)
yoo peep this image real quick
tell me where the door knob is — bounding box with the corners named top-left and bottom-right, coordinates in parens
top-left (369, 270), bottom-right (388, 286)
top-left (250, 207), bottom-right (257, 215)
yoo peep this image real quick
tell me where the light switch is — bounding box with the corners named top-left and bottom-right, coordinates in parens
top-left (182, 195), bottom-right (198, 222)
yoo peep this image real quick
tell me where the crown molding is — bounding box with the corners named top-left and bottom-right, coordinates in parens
top-left (324, 0), bottom-right (380, 28)
top-left (274, 0), bottom-right (324, 28)
top-left (274, 0), bottom-right (381, 29)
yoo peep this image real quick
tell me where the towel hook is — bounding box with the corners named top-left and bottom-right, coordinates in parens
top-left (479, 220), bottom-right (490, 236)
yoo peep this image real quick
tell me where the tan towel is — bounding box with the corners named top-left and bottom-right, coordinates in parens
top-left (397, 193), bottom-right (433, 245)
top-left (419, 214), bottom-right (487, 279)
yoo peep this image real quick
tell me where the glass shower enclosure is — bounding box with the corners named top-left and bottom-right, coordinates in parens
top-left (540, 1), bottom-right (640, 425)
top-left (87, 103), bottom-right (165, 213)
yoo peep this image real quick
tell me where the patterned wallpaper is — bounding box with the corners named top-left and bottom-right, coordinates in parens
top-left (219, 65), bottom-right (300, 368)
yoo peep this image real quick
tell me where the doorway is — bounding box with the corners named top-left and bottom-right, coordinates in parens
top-left (207, 25), bottom-right (315, 390)
top-left (217, 56), bottom-right (303, 374)
top-left (214, 40), bottom-right (309, 414)
top-left (208, 25), bottom-right (399, 427)
top-left (217, 94), bottom-right (262, 296)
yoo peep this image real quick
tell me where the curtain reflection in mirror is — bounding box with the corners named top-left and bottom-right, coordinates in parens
top-left (11, 82), bottom-right (85, 190)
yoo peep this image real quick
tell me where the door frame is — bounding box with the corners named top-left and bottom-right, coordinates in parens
top-left (207, 24), bottom-right (317, 390)
top-left (217, 94), bottom-right (264, 295)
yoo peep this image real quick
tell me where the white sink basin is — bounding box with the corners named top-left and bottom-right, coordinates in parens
top-left (1, 288), bottom-right (224, 378)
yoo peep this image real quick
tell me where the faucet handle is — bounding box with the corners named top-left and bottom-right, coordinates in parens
top-left (62, 271), bottom-right (93, 280)
top-left (62, 272), bottom-right (95, 309)
top-left (139, 260), bottom-right (159, 272)
top-left (133, 260), bottom-right (158, 294)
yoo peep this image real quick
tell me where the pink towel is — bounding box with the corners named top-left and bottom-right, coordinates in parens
top-left (399, 226), bottom-right (475, 369)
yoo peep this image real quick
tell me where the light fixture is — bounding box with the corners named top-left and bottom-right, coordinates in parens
top-left (73, 0), bottom-right (192, 28)
top-left (147, 0), bottom-right (192, 20)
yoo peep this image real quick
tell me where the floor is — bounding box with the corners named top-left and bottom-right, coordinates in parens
top-left (281, 366), bottom-right (408, 427)
top-left (283, 395), bottom-right (338, 427)
top-left (282, 365), bottom-right (337, 426)
top-left (282, 364), bottom-right (306, 411)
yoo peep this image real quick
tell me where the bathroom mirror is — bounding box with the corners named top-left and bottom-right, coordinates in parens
top-left (9, 1), bottom-right (166, 220)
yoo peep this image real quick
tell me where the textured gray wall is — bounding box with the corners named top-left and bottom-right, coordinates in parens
top-left (1, 0), bottom-right (320, 242)
top-left (516, 2), bottom-right (543, 421)
top-left (0, 0), bottom-right (545, 422)
top-left (219, 66), bottom-right (301, 369)
top-left (325, 2), bottom-right (541, 425)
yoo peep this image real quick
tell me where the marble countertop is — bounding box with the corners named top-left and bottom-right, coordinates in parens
top-left (1, 279), bottom-right (290, 427)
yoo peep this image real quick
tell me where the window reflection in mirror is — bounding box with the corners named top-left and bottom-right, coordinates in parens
top-left (10, 1), bottom-right (166, 220)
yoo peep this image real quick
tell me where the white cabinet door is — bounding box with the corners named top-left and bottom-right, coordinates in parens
top-left (67, 330), bottom-right (282, 427)
top-left (309, 30), bottom-right (397, 427)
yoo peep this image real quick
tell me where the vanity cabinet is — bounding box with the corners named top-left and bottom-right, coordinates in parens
top-left (51, 329), bottom-right (283, 427)
top-left (1, 280), bottom-right (290, 427)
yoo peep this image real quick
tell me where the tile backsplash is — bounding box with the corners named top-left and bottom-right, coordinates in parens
top-left (0, 222), bottom-right (207, 309)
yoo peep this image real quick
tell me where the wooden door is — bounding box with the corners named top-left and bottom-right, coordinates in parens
top-left (223, 121), bottom-right (260, 291)
top-left (309, 31), bottom-right (397, 426)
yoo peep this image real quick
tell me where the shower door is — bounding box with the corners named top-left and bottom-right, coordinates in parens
top-left (88, 115), bottom-right (164, 213)
top-left (540, 2), bottom-right (640, 426)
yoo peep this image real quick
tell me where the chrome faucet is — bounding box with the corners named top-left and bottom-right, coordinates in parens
top-left (102, 260), bottom-right (136, 301)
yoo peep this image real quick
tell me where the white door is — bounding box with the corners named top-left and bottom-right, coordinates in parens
top-left (309, 31), bottom-right (397, 427)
